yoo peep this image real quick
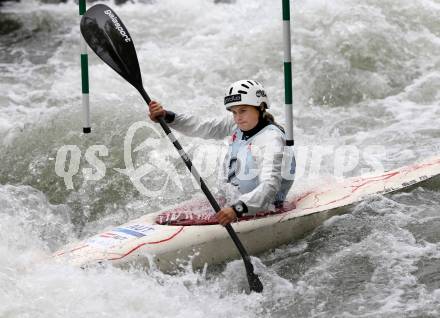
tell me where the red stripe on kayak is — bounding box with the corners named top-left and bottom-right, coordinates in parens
top-left (402, 159), bottom-right (440, 175)
top-left (300, 172), bottom-right (400, 211)
top-left (277, 171), bottom-right (402, 222)
top-left (349, 171), bottom-right (400, 193)
top-left (107, 226), bottom-right (185, 261)
top-left (54, 244), bottom-right (89, 257)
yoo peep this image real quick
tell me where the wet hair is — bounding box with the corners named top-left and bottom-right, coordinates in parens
top-left (259, 103), bottom-right (285, 133)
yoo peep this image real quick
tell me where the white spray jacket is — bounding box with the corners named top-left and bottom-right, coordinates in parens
top-left (168, 113), bottom-right (295, 214)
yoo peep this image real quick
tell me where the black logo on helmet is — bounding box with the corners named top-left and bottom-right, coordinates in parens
top-left (256, 90), bottom-right (266, 98)
top-left (224, 94), bottom-right (242, 105)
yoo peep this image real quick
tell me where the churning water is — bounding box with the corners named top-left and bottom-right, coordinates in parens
top-left (0, 0), bottom-right (439, 317)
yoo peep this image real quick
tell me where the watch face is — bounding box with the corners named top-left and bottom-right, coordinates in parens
top-left (235, 204), bottom-right (243, 212)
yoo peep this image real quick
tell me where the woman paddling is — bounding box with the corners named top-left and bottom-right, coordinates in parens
top-left (148, 80), bottom-right (296, 225)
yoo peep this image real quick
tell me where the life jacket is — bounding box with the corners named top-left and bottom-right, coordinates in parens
top-left (224, 124), bottom-right (296, 206)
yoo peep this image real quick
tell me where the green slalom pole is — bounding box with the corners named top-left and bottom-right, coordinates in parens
top-left (80, 0), bottom-right (91, 133)
top-left (282, 0), bottom-right (294, 146)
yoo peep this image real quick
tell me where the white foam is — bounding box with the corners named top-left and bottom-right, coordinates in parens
top-left (0, 0), bottom-right (439, 316)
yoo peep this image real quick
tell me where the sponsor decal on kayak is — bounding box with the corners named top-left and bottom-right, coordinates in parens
top-left (86, 225), bottom-right (156, 247)
top-left (113, 224), bottom-right (155, 237)
top-left (86, 232), bottom-right (129, 248)
top-left (104, 9), bottom-right (132, 43)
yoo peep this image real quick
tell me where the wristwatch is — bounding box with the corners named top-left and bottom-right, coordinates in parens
top-left (164, 111), bottom-right (176, 123)
top-left (231, 201), bottom-right (248, 218)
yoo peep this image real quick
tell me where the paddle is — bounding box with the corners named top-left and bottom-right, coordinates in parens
top-left (80, 4), bottom-right (263, 293)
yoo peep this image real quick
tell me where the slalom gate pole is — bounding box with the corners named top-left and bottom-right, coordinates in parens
top-left (79, 0), bottom-right (91, 133)
top-left (282, 0), bottom-right (294, 146)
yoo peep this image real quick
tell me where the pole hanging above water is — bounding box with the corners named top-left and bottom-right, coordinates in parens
top-left (282, 0), bottom-right (294, 146)
top-left (79, 0), bottom-right (91, 133)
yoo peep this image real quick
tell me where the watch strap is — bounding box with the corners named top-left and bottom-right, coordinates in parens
top-left (164, 111), bottom-right (176, 123)
top-left (232, 201), bottom-right (248, 218)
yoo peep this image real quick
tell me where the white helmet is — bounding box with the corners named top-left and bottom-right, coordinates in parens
top-left (224, 80), bottom-right (269, 110)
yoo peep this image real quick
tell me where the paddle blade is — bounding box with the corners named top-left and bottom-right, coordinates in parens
top-left (80, 4), bottom-right (143, 90)
top-left (248, 272), bottom-right (264, 293)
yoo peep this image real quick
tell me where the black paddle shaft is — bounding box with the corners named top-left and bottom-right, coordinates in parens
top-left (80, 4), bottom-right (263, 293)
top-left (139, 88), bottom-right (263, 293)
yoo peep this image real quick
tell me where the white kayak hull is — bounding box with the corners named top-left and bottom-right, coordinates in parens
top-left (54, 156), bottom-right (440, 272)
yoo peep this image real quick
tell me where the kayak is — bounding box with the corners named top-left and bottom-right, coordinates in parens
top-left (53, 156), bottom-right (440, 272)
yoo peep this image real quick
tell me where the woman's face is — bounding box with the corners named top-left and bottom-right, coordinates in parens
top-left (230, 105), bottom-right (260, 131)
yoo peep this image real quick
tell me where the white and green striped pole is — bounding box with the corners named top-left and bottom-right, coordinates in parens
top-left (80, 0), bottom-right (91, 133)
top-left (282, 0), bottom-right (294, 146)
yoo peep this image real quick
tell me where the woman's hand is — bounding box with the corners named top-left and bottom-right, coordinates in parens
top-left (148, 100), bottom-right (166, 122)
top-left (216, 207), bottom-right (237, 226)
